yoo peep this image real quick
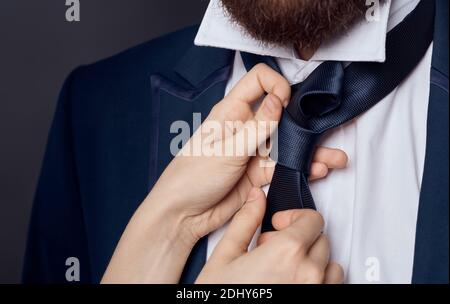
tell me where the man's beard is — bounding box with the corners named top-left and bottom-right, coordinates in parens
top-left (220, 0), bottom-right (374, 51)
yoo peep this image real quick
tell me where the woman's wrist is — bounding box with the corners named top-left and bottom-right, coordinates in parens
top-left (140, 192), bottom-right (200, 250)
top-left (101, 193), bottom-right (198, 283)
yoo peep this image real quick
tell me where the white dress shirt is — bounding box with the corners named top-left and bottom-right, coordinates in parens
top-left (195, 0), bottom-right (432, 283)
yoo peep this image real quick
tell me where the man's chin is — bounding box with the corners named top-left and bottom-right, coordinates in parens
top-left (220, 0), bottom-right (372, 50)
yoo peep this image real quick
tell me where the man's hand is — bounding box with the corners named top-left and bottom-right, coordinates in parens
top-left (196, 188), bottom-right (344, 284)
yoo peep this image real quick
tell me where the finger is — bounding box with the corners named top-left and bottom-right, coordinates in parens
top-left (271, 209), bottom-right (305, 231)
top-left (324, 262), bottom-right (345, 284)
top-left (309, 162), bottom-right (329, 181)
top-left (204, 175), bottom-right (253, 232)
top-left (225, 63), bottom-right (291, 107)
top-left (274, 209), bottom-right (325, 250)
top-left (313, 147), bottom-right (348, 169)
top-left (246, 155), bottom-right (276, 187)
top-left (206, 63), bottom-right (290, 126)
top-left (222, 160), bottom-right (272, 217)
top-left (308, 235), bottom-right (330, 271)
top-left (257, 231), bottom-right (277, 246)
top-left (210, 188), bottom-right (266, 263)
top-left (253, 93), bottom-right (283, 125)
top-left (224, 94), bottom-right (283, 157)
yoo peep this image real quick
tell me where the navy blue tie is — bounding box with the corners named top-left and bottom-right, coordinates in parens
top-left (241, 0), bottom-right (435, 232)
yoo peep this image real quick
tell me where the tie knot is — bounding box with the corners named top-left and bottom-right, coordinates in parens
top-left (273, 62), bottom-right (344, 173)
top-left (288, 62), bottom-right (344, 127)
top-left (274, 110), bottom-right (321, 174)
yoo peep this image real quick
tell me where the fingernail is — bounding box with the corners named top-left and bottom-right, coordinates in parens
top-left (264, 94), bottom-right (280, 114)
top-left (247, 188), bottom-right (260, 202)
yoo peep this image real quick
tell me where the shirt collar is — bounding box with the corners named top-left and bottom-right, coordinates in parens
top-left (195, 0), bottom-right (419, 63)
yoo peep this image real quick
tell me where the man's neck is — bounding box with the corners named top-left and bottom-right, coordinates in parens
top-left (297, 46), bottom-right (317, 61)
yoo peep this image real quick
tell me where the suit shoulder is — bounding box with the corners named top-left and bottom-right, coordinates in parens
top-left (77, 25), bottom-right (199, 77)
top-left (61, 25), bottom-right (199, 130)
top-left (65, 25), bottom-right (199, 118)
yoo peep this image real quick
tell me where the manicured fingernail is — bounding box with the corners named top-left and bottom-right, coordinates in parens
top-left (247, 188), bottom-right (260, 202)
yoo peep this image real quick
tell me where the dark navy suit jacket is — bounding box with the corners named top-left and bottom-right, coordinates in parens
top-left (23, 0), bottom-right (448, 284)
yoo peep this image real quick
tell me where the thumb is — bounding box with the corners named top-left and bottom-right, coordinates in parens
top-left (209, 188), bottom-right (266, 264)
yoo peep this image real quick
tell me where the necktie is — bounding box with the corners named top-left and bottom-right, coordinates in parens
top-left (241, 0), bottom-right (435, 232)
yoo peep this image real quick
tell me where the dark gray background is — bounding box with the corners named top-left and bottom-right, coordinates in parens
top-left (0, 0), bottom-right (208, 284)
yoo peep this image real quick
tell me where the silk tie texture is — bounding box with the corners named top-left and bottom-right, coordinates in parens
top-left (241, 0), bottom-right (435, 232)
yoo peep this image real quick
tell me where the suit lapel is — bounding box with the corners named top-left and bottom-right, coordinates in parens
top-left (149, 45), bottom-right (234, 283)
top-left (412, 0), bottom-right (449, 284)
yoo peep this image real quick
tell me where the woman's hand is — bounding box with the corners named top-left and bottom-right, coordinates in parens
top-left (196, 188), bottom-right (344, 284)
top-left (101, 64), bottom-right (347, 283)
top-left (145, 63), bottom-right (347, 242)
